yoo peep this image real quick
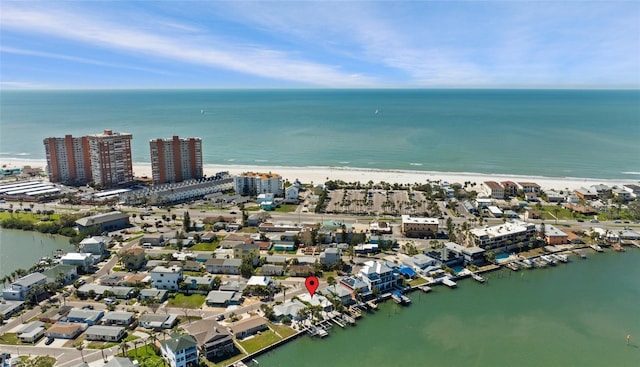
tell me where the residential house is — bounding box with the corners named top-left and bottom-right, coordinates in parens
top-left (150, 265), bottom-right (183, 291)
top-left (201, 232), bottom-right (217, 243)
top-left (139, 288), bottom-right (168, 302)
top-left (104, 358), bottom-right (138, 367)
top-left (160, 333), bottom-right (199, 367)
top-left (340, 276), bottom-right (370, 297)
top-left (545, 190), bottom-right (565, 203)
top-left (205, 259), bottom-right (242, 275)
top-left (623, 184), bottom-right (640, 198)
top-left (0, 301), bottom-right (24, 320)
top-left (228, 317), bottom-right (268, 339)
top-left (537, 224), bottom-right (569, 245)
top-left (273, 299), bottom-right (306, 321)
top-left (612, 187), bottom-right (633, 202)
top-left (85, 325), bottom-right (126, 342)
top-left (65, 308), bottom-right (104, 325)
top-left (205, 291), bottom-right (241, 307)
top-left (183, 276), bottom-right (215, 291)
top-left (42, 264), bottom-right (78, 285)
top-left (168, 261), bottom-right (202, 272)
top-left (285, 185), bottom-right (299, 202)
top-left (60, 253), bottom-right (94, 272)
top-left (103, 311), bottom-right (135, 327)
top-left (45, 323), bottom-right (85, 339)
top-left (119, 248), bottom-right (146, 270)
top-left (298, 294), bottom-right (332, 312)
top-left (232, 243), bottom-right (260, 264)
top-left (500, 181), bottom-right (518, 197)
top-left (78, 236), bottom-right (110, 261)
top-left (574, 187), bottom-right (599, 200)
top-left (518, 182), bottom-right (541, 194)
top-left (483, 181), bottom-right (504, 199)
top-left (2, 273), bottom-right (47, 301)
top-left (319, 248), bottom-right (342, 266)
top-left (261, 264), bottom-right (284, 276)
top-left (402, 254), bottom-right (438, 271)
top-left (287, 265), bottom-right (314, 277)
top-left (16, 321), bottom-right (45, 343)
top-left (140, 233), bottom-right (165, 247)
top-left (443, 242), bottom-right (486, 265)
top-left (186, 320), bottom-right (235, 361)
top-left (322, 285), bottom-right (354, 306)
top-left (139, 314), bottom-right (178, 330)
top-left (264, 255), bottom-right (288, 265)
top-left (38, 306), bottom-right (72, 323)
top-left (359, 261), bottom-right (399, 292)
top-left (401, 215), bottom-right (439, 238)
top-left (246, 276), bottom-right (274, 288)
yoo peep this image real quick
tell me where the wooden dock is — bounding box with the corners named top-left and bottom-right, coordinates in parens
top-left (366, 300), bottom-right (378, 310)
top-left (418, 285), bottom-right (432, 293)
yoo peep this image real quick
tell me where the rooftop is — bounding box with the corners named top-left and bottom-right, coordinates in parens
top-left (401, 215), bottom-right (439, 225)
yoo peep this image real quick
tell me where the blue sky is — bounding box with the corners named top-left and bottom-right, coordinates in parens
top-left (1, 1), bottom-right (639, 89)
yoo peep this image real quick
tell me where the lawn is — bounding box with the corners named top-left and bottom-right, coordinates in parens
top-left (237, 330), bottom-right (281, 354)
top-left (191, 242), bottom-right (220, 251)
top-left (88, 334), bottom-right (138, 349)
top-left (409, 277), bottom-right (428, 287)
top-left (125, 344), bottom-right (163, 364)
top-left (166, 293), bottom-right (205, 309)
top-left (268, 322), bottom-right (297, 338)
top-left (238, 227), bottom-right (259, 233)
top-left (0, 333), bottom-right (19, 345)
top-left (207, 351), bottom-right (246, 367)
top-left (274, 204), bottom-right (298, 213)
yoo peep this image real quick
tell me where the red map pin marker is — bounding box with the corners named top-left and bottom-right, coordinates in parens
top-left (305, 276), bottom-right (319, 297)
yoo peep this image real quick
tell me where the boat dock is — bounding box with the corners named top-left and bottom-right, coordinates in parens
top-left (505, 262), bottom-right (520, 271)
top-left (418, 285), bottom-right (432, 293)
top-left (471, 273), bottom-right (485, 283)
top-left (366, 300), bottom-right (378, 310)
top-left (442, 278), bottom-right (457, 288)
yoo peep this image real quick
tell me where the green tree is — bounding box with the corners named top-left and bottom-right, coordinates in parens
top-left (183, 211), bottom-right (191, 231)
top-left (239, 257), bottom-right (255, 279)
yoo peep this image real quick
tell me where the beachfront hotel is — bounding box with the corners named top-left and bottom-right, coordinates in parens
top-left (233, 172), bottom-right (283, 196)
top-left (149, 136), bottom-right (203, 185)
top-left (468, 220), bottom-right (536, 252)
top-left (401, 215), bottom-right (439, 238)
top-left (43, 135), bottom-right (92, 185)
top-left (87, 130), bottom-right (133, 188)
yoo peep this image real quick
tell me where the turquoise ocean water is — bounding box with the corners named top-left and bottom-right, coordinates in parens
top-left (1, 89), bottom-right (639, 179)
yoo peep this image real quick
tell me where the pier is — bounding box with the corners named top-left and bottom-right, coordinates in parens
top-left (418, 285), bottom-right (432, 293)
top-left (442, 278), bottom-right (457, 288)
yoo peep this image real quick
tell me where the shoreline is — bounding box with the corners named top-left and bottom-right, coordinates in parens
top-left (2, 158), bottom-right (637, 192)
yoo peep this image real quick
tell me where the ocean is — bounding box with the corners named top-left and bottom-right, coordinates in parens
top-left (257, 250), bottom-right (640, 367)
top-left (0, 89), bottom-right (639, 180)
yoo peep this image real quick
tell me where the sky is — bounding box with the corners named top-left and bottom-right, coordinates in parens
top-left (1, 1), bottom-right (639, 89)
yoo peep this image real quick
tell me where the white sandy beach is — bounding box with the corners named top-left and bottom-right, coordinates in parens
top-left (1, 158), bottom-right (636, 192)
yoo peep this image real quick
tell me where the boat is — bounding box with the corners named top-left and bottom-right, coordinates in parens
top-left (391, 293), bottom-right (403, 304)
top-left (540, 255), bottom-right (557, 265)
top-left (471, 273), bottom-right (486, 283)
top-left (505, 262), bottom-right (520, 271)
top-left (533, 258), bottom-right (548, 268)
top-left (590, 244), bottom-right (603, 252)
top-left (521, 258), bottom-right (534, 268)
top-left (366, 300), bottom-right (378, 310)
top-left (552, 254), bottom-right (568, 263)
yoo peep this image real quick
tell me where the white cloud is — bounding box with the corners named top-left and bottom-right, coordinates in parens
top-left (0, 4), bottom-right (378, 87)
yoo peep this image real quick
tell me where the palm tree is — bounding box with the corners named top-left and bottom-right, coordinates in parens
top-left (76, 344), bottom-right (85, 362)
top-left (327, 276), bottom-right (337, 287)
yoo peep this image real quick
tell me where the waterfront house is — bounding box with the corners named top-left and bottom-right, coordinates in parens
top-left (574, 187), bottom-right (598, 200)
top-left (75, 211), bottom-right (129, 232)
top-left (623, 184), bottom-right (640, 198)
top-left (0, 301), bottom-right (25, 320)
top-left (402, 254), bottom-right (438, 271)
top-left (139, 313), bottom-right (178, 330)
top-left (85, 325), bottom-right (126, 342)
top-left (545, 190), bottom-right (566, 203)
top-left (168, 260), bottom-right (202, 272)
top-left (482, 181), bottom-right (505, 199)
top-left (443, 242), bottom-right (486, 265)
top-left (340, 276), bottom-right (370, 296)
top-left (186, 320), bottom-right (235, 361)
top-left (43, 264), bottom-right (78, 285)
top-left (518, 182), bottom-right (541, 194)
top-left (401, 215), bottom-right (439, 238)
top-left (468, 220), bottom-right (536, 252)
top-left (500, 181), bottom-right (518, 197)
top-left (2, 273), bottom-right (47, 301)
top-left (273, 299), bottom-right (306, 320)
top-left (228, 316), bottom-right (268, 339)
top-left (537, 224), bottom-right (569, 245)
top-left (79, 236), bottom-right (110, 261)
top-left (16, 321), bottom-right (45, 343)
top-left (322, 285), bottom-right (354, 306)
top-left (160, 333), bottom-right (199, 367)
top-left (298, 293), bottom-right (333, 311)
top-left (60, 253), bottom-right (94, 272)
top-left (150, 265), bottom-right (183, 291)
top-left (45, 323), bottom-right (86, 339)
top-left (359, 261), bottom-right (399, 292)
top-left (65, 308), bottom-right (104, 325)
top-left (103, 311), bottom-right (135, 327)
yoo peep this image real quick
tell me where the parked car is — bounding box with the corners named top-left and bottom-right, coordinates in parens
top-left (104, 298), bottom-right (116, 305)
top-left (45, 338), bottom-right (54, 345)
top-left (82, 304), bottom-right (94, 310)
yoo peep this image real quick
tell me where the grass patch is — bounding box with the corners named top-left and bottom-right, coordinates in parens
top-left (183, 270), bottom-right (206, 276)
top-left (0, 333), bottom-right (19, 345)
top-left (274, 204), bottom-right (298, 213)
top-left (237, 330), bottom-right (281, 354)
top-left (268, 322), bottom-right (297, 338)
top-left (409, 277), bottom-right (428, 287)
top-left (166, 293), bottom-right (205, 309)
top-left (319, 271), bottom-right (336, 280)
top-left (238, 227), bottom-right (259, 233)
top-left (88, 334), bottom-right (139, 349)
top-left (125, 344), bottom-right (163, 364)
top-left (207, 350), bottom-right (246, 367)
top-left (190, 242), bottom-right (220, 251)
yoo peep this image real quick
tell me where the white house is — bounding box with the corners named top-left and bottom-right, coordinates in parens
top-left (160, 334), bottom-right (199, 367)
top-left (359, 261), bottom-right (399, 292)
top-left (60, 253), bottom-right (94, 272)
top-left (2, 273), bottom-right (47, 301)
top-left (150, 265), bottom-right (183, 291)
top-left (78, 236), bottom-right (109, 260)
top-left (319, 248), bottom-right (342, 266)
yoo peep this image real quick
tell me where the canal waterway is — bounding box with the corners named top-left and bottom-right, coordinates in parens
top-left (257, 249), bottom-right (640, 367)
top-left (0, 228), bottom-right (75, 278)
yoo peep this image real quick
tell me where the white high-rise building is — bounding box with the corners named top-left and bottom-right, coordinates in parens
top-left (87, 130), bottom-right (133, 188)
top-left (233, 172), bottom-right (283, 196)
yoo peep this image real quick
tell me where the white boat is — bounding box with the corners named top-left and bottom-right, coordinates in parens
top-left (505, 262), bottom-right (520, 271)
top-left (471, 273), bottom-right (486, 283)
top-left (521, 258), bottom-right (534, 268)
top-left (442, 278), bottom-right (457, 288)
top-left (590, 244), bottom-right (603, 252)
top-left (552, 254), bottom-right (568, 263)
top-left (533, 258), bottom-right (548, 268)
top-left (540, 255), bottom-right (557, 265)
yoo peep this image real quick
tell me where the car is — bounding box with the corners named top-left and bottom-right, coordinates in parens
top-left (94, 294), bottom-right (102, 301)
top-left (104, 298), bottom-right (116, 305)
top-left (215, 314), bottom-right (225, 321)
top-left (82, 305), bottom-right (94, 310)
top-left (76, 279), bottom-right (86, 286)
top-left (614, 220), bottom-right (622, 223)
top-left (577, 219), bottom-right (585, 222)
top-left (590, 219), bottom-right (599, 223)
top-left (229, 211), bottom-right (237, 214)
top-left (45, 338), bottom-right (54, 345)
